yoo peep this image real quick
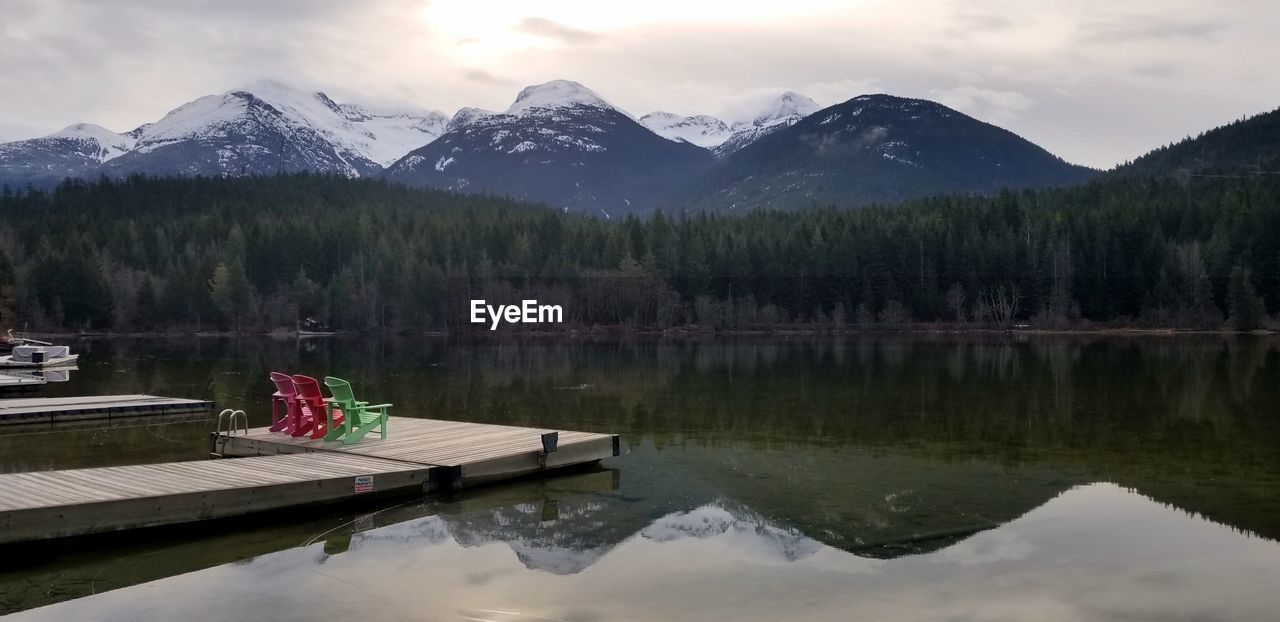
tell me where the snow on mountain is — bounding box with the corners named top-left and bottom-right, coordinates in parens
top-left (446, 107), bottom-right (496, 132)
top-left (131, 80), bottom-right (446, 168)
top-left (329, 103), bottom-right (448, 168)
top-left (47, 123), bottom-right (136, 161)
top-left (636, 92), bottom-right (821, 155)
top-left (0, 123), bottom-right (137, 186)
top-left (716, 91), bottom-right (821, 156)
top-left (750, 91), bottom-right (820, 125)
top-left (638, 112), bottom-right (733, 149)
top-left (506, 79), bottom-right (619, 116)
top-left (384, 79), bottom-right (713, 213)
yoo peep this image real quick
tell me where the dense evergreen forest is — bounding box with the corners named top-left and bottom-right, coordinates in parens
top-left (0, 172), bottom-right (1275, 333)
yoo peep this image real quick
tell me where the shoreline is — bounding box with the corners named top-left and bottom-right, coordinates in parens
top-left (12, 326), bottom-right (1276, 339)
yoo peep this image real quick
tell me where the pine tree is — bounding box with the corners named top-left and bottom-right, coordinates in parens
top-left (1227, 266), bottom-right (1266, 331)
top-left (134, 276), bottom-right (159, 331)
top-left (209, 259), bottom-right (252, 332)
top-left (0, 252), bottom-right (16, 330)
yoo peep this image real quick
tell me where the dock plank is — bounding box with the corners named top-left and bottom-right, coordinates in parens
top-left (0, 394), bottom-right (213, 426)
top-left (0, 452), bottom-right (433, 544)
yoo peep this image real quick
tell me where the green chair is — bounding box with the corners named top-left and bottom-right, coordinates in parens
top-left (322, 376), bottom-right (391, 444)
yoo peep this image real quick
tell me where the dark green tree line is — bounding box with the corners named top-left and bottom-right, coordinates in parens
top-left (0, 172), bottom-right (1275, 332)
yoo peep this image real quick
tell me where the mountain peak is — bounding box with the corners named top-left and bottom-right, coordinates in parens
top-left (751, 91), bottom-right (820, 125)
top-left (447, 107), bottom-right (495, 132)
top-left (507, 80), bottom-right (615, 116)
top-left (47, 123), bottom-right (136, 161)
top-left (236, 79), bottom-right (314, 99)
top-left (639, 112), bottom-right (732, 149)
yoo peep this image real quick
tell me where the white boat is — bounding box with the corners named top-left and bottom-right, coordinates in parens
top-left (0, 344), bottom-right (79, 368)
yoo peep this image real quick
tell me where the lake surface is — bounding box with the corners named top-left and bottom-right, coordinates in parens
top-left (2, 335), bottom-right (1280, 620)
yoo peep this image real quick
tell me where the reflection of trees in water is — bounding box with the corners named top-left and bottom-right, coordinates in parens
top-left (1225, 337), bottom-right (1269, 403)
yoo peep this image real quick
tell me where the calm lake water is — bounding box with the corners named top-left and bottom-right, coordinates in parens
top-left (2, 335), bottom-right (1280, 620)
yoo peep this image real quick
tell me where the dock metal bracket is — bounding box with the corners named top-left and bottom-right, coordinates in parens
top-left (538, 431), bottom-right (559, 467)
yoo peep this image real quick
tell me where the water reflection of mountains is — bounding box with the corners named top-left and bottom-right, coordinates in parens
top-left (331, 471), bottom-right (1241, 579)
top-left (349, 500), bottom-right (826, 575)
top-left (334, 458), bottom-right (1076, 576)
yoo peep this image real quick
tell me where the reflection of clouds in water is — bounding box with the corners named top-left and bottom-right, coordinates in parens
top-left (929, 529), bottom-right (1034, 566)
top-left (12, 484), bottom-right (1280, 622)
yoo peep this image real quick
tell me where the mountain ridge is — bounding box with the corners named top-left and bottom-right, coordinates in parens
top-left (383, 79), bottom-right (714, 215)
top-left (674, 93), bottom-right (1097, 210)
top-left (1109, 106), bottom-right (1280, 178)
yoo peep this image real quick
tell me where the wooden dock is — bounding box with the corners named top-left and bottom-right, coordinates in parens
top-left (0, 394), bottom-right (213, 426)
top-left (0, 416), bottom-right (620, 544)
top-left (216, 416), bottom-right (621, 489)
top-left (0, 453), bottom-right (432, 545)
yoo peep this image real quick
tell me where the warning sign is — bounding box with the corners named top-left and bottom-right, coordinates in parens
top-left (354, 475), bottom-right (374, 493)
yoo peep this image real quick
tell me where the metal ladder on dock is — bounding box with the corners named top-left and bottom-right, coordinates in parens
top-left (210, 408), bottom-right (248, 458)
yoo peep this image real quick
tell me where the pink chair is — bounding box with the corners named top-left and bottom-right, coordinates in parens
top-left (292, 374), bottom-right (344, 439)
top-left (268, 372), bottom-right (299, 433)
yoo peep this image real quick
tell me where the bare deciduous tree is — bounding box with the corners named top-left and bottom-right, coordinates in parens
top-left (982, 285), bottom-right (1021, 330)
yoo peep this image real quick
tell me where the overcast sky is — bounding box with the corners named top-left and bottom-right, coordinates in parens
top-left (3, 0), bottom-right (1278, 168)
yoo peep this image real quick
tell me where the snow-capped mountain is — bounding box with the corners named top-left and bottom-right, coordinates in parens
top-left (383, 79), bottom-right (714, 215)
top-left (683, 93), bottom-right (1096, 210)
top-left (1, 80), bottom-right (1096, 213)
top-left (104, 81), bottom-right (447, 178)
top-left (0, 123), bottom-right (136, 187)
top-left (637, 92), bottom-right (820, 155)
top-left (50, 123), bottom-right (136, 161)
top-left (446, 107), bottom-right (496, 132)
top-left (638, 112), bottom-right (733, 149)
top-left (715, 91), bottom-right (821, 156)
top-left (0, 81), bottom-right (447, 186)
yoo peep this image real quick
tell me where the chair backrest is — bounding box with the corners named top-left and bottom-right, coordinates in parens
top-left (323, 376), bottom-right (357, 405)
top-left (292, 374), bottom-right (324, 402)
top-left (269, 372), bottom-right (296, 397)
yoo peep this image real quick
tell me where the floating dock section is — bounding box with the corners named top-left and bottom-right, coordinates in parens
top-left (0, 416), bottom-right (620, 544)
top-left (215, 416), bottom-right (621, 489)
top-left (0, 374), bottom-right (45, 393)
top-left (0, 394), bottom-right (213, 426)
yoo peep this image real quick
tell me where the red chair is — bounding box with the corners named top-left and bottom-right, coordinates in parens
top-left (268, 372), bottom-right (300, 433)
top-left (292, 374), bottom-right (343, 439)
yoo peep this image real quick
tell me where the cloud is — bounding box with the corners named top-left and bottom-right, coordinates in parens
top-left (514, 17), bottom-right (600, 45)
top-left (463, 69), bottom-right (515, 86)
top-left (929, 86), bottom-right (1035, 122)
top-left (1131, 61), bottom-right (1182, 80)
top-left (1079, 14), bottom-right (1225, 44)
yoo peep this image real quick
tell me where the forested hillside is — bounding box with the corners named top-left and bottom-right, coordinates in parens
top-left (0, 173), bottom-right (1275, 332)
top-left (1112, 107), bottom-right (1280, 177)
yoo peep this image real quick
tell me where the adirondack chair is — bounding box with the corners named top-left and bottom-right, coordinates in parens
top-left (322, 376), bottom-right (390, 444)
top-left (268, 372), bottom-right (300, 433)
top-left (291, 374), bottom-right (344, 439)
